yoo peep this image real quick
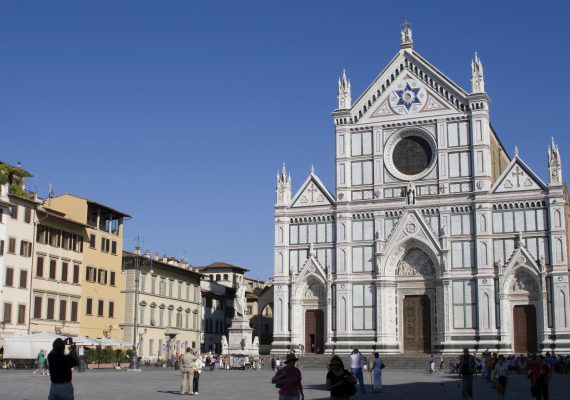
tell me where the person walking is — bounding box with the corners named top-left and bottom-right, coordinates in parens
top-left (428, 354), bottom-right (435, 373)
top-left (370, 352), bottom-right (383, 393)
top-left (459, 348), bottom-right (476, 400)
top-left (528, 355), bottom-right (551, 400)
top-left (179, 347), bottom-right (196, 395)
top-left (192, 354), bottom-right (205, 395)
top-left (349, 348), bottom-right (365, 394)
top-left (47, 338), bottom-right (79, 400)
top-left (495, 355), bottom-right (509, 400)
top-left (326, 355), bottom-right (356, 400)
top-left (271, 353), bottom-right (304, 400)
top-left (33, 349), bottom-right (45, 375)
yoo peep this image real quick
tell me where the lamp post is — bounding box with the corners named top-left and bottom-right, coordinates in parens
top-left (124, 250), bottom-right (141, 370)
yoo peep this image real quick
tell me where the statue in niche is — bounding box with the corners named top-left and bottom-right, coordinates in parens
top-left (407, 181), bottom-right (416, 205)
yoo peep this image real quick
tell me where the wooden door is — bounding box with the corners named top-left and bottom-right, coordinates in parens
top-left (513, 305), bottom-right (538, 353)
top-left (305, 310), bottom-right (324, 353)
top-left (403, 296), bottom-right (431, 353)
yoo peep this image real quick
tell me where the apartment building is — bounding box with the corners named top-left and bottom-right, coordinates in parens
top-left (122, 250), bottom-right (202, 360)
top-left (46, 194), bottom-right (129, 340)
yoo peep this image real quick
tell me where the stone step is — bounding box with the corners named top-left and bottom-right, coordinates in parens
top-left (294, 354), bottom-right (455, 370)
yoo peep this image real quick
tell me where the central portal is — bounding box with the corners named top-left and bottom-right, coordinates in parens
top-left (305, 309), bottom-right (324, 353)
top-left (403, 295), bottom-right (431, 353)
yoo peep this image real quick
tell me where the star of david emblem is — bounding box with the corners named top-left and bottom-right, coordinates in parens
top-left (394, 83), bottom-right (421, 111)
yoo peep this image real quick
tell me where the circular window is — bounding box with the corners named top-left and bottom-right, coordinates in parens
top-left (393, 136), bottom-right (433, 176)
top-left (384, 128), bottom-right (437, 181)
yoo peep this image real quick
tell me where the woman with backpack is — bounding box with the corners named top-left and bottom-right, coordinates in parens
top-left (326, 355), bottom-right (357, 399)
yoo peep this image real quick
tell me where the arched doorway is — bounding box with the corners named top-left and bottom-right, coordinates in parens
top-left (508, 269), bottom-right (540, 354)
top-left (305, 309), bottom-right (324, 353)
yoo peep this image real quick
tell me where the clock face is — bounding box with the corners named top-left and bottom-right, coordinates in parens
top-left (384, 128), bottom-right (436, 181)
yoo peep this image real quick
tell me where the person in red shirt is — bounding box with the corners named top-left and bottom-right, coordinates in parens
top-left (272, 353), bottom-right (304, 400)
top-left (528, 355), bottom-right (551, 400)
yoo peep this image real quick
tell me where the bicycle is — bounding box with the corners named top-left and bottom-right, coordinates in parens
top-left (1, 360), bottom-right (16, 370)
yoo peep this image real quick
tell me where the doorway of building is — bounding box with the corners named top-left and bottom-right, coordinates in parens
top-left (403, 295), bottom-right (431, 353)
top-left (305, 309), bottom-right (324, 353)
top-left (513, 305), bottom-right (538, 353)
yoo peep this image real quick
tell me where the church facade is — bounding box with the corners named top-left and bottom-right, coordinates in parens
top-left (273, 24), bottom-right (570, 355)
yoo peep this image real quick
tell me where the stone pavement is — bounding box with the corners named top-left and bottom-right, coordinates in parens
top-left (1, 367), bottom-right (569, 400)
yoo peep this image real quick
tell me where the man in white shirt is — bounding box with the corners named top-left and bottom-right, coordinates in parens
top-left (349, 348), bottom-right (366, 394)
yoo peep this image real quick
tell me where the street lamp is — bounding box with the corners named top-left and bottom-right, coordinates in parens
top-left (123, 251), bottom-right (141, 370)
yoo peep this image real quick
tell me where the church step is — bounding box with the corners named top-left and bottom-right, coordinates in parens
top-left (292, 354), bottom-right (455, 370)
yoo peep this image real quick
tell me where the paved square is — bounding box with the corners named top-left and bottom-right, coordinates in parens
top-left (1, 367), bottom-right (569, 399)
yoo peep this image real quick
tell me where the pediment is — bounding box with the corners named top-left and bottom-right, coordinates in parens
top-left (349, 50), bottom-right (469, 124)
top-left (297, 256), bottom-right (326, 284)
top-left (491, 156), bottom-right (546, 193)
top-left (291, 173), bottom-right (335, 208)
top-left (502, 245), bottom-right (541, 277)
top-left (384, 209), bottom-right (442, 256)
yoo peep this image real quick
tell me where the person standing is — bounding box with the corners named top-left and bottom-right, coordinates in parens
top-left (179, 347), bottom-right (196, 395)
top-left (193, 354), bottom-right (205, 395)
top-left (495, 355), bottom-right (509, 400)
top-left (349, 348), bottom-right (365, 394)
top-left (370, 352), bottom-right (383, 393)
top-left (459, 348), bottom-right (476, 400)
top-left (47, 338), bottom-right (79, 400)
top-left (326, 355), bottom-right (356, 400)
top-left (271, 353), bottom-right (304, 400)
top-left (429, 354), bottom-right (435, 373)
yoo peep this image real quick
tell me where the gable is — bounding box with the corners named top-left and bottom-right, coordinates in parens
top-left (291, 174), bottom-right (335, 208)
top-left (350, 50), bottom-right (469, 125)
top-left (491, 157), bottom-right (546, 193)
top-left (384, 209), bottom-right (441, 255)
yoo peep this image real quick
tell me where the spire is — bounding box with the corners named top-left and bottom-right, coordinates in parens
top-left (400, 20), bottom-right (413, 49)
top-left (548, 137), bottom-right (562, 185)
top-left (514, 146), bottom-right (519, 157)
top-left (310, 164), bottom-right (315, 175)
top-left (471, 52), bottom-right (485, 93)
top-left (337, 69), bottom-right (351, 110)
top-left (276, 162), bottom-right (292, 206)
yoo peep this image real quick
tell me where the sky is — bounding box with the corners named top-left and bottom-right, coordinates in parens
top-left (1, 1), bottom-right (569, 280)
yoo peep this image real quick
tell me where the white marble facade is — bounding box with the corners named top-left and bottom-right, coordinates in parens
top-left (273, 24), bottom-right (570, 355)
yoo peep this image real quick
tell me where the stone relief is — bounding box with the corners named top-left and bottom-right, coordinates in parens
top-left (396, 248), bottom-right (435, 276)
top-left (305, 281), bottom-right (326, 298)
top-left (512, 270), bottom-right (538, 294)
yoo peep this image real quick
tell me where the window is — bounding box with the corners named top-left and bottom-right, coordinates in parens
top-left (111, 241), bottom-right (117, 255)
top-left (453, 280), bottom-right (478, 329)
top-left (0, 240), bottom-right (4, 256)
top-left (178, 281), bottom-right (182, 299)
top-left (71, 301), bottom-right (78, 322)
top-left (109, 301), bottom-right (115, 318)
top-left (352, 284), bottom-right (375, 330)
top-left (110, 271), bottom-right (116, 286)
top-left (36, 256), bottom-right (44, 277)
top-left (3, 303), bottom-right (11, 323)
top-left (169, 280), bottom-right (173, 297)
top-left (168, 310), bottom-right (173, 327)
top-left (331, 284), bottom-right (337, 331)
top-left (20, 240), bottom-right (32, 257)
top-left (47, 298), bottom-right (55, 320)
top-left (89, 234), bottom-right (96, 248)
top-left (351, 161), bottom-right (373, 185)
top-left (24, 207), bottom-right (32, 223)
top-left (49, 259), bottom-right (57, 279)
top-left (36, 225), bottom-right (48, 244)
top-left (34, 296), bottom-right (42, 319)
top-left (86, 266), bottom-right (96, 282)
top-left (352, 246), bottom-right (374, 272)
top-left (176, 312), bottom-right (182, 329)
top-left (17, 304), bottom-right (25, 324)
top-left (98, 269), bottom-right (107, 285)
top-left (447, 122), bottom-right (469, 147)
top-left (61, 262), bottom-right (68, 282)
top-left (150, 307), bottom-right (156, 326)
top-left (159, 308), bottom-right (164, 327)
top-left (151, 277), bottom-right (156, 294)
top-left (73, 265), bottom-right (80, 284)
top-left (101, 237), bottom-right (110, 253)
top-left (19, 270), bottom-right (27, 288)
top-left (73, 234), bottom-right (83, 253)
top-left (5, 267), bottom-right (14, 287)
top-left (59, 300), bottom-right (67, 321)
top-left (159, 280), bottom-right (166, 296)
top-left (10, 205), bottom-right (18, 219)
top-left (8, 237), bottom-right (16, 254)
top-left (98, 300), bottom-right (104, 317)
top-left (86, 298), bottom-right (93, 315)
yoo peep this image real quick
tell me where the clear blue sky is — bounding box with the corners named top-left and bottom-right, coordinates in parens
top-left (1, 1), bottom-right (568, 280)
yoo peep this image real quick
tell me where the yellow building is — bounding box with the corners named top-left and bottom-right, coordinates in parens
top-left (45, 194), bottom-right (129, 340)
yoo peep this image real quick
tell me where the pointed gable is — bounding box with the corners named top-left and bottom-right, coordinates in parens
top-left (491, 156), bottom-right (546, 193)
top-left (347, 49), bottom-right (469, 125)
top-left (291, 172), bottom-right (335, 208)
top-left (384, 209), bottom-right (442, 254)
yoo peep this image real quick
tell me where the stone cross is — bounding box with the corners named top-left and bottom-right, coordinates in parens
top-left (511, 166), bottom-right (524, 187)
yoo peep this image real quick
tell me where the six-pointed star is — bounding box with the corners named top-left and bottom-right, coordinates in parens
top-left (395, 83), bottom-right (421, 110)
